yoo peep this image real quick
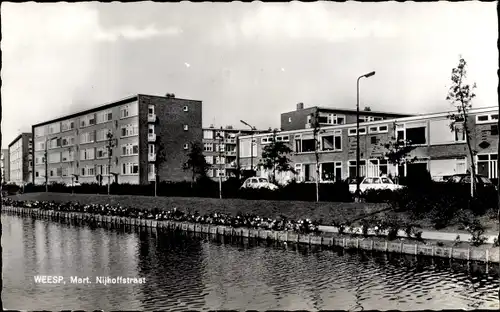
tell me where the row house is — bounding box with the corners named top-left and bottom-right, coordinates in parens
top-left (7, 133), bottom-right (32, 185)
top-left (202, 126), bottom-right (265, 180)
top-left (238, 106), bottom-right (499, 184)
top-left (32, 94), bottom-right (202, 186)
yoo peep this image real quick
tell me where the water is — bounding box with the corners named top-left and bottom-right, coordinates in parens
top-left (2, 214), bottom-right (499, 311)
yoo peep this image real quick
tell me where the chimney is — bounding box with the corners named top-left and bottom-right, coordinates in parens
top-left (296, 102), bottom-right (304, 111)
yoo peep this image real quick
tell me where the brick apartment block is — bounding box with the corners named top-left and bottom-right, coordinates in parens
top-left (31, 94), bottom-right (202, 186)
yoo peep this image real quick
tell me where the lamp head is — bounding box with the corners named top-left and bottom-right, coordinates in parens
top-left (364, 71), bottom-right (376, 78)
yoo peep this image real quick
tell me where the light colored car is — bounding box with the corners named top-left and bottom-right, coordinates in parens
top-left (349, 176), bottom-right (403, 193)
top-left (241, 177), bottom-right (279, 191)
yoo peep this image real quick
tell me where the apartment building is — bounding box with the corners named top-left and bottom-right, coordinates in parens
top-left (239, 106), bottom-right (499, 183)
top-left (280, 102), bottom-right (413, 131)
top-left (8, 133), bottom-right (33, 185)
top-left (203, 125), bottom-right (265, 180)
top-left (32, 94), bottom-right (202, 186)
top-left (1, 149), bottom-right (10, 184)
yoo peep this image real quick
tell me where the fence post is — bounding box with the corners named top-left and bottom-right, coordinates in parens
top-left (432, 246), bottom-right (435, 257)
top-left (449, 247), bottom-right (453, 259)
top-left (385, 241), bottom-right (388, 253)
top-left (467, 248), bottom-right (471, 261)
top-left (371, 240), bottom-right (374, 251)
top-left (485, 249), bottom-right (489, 263)
top-left (356, 238), bottom-right (359, 249)
top-left (400, 241), bottom-right (404, 253)
top-left (415, 244), bottom-right (418, 255)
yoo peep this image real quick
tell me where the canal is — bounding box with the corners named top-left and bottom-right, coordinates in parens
top-left (2, 214), bottom-right (499, 311)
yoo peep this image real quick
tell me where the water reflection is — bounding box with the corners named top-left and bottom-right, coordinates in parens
top-left (2, 215), bottom-right (499, 311)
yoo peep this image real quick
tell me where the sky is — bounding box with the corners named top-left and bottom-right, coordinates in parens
top-left (1, 2), bottom-right (498, 149)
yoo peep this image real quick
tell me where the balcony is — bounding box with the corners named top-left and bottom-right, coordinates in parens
top-left (148, 172), bottom-right (155, 181)
top-left (225, 138), bottom-right (236, 144)
top-left (225, 162), bottom-right (236, 169)
top-left (148, 153), bottom-right (156, 162)
top-left (148, 133), bottom-right (156, 142)
top-left (147, 113), bottom-right (157, 123)
top-left (226, 151), bottom-right (236, 156)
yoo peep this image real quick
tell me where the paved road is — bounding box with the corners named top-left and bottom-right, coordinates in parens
top-left (319, 225), bottom-right (498, 244)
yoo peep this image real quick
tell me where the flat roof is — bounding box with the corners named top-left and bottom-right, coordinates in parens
top-left (202, 127), bottom-right (267, 132)
top-left (32, 94), bottom-right (202, 128)
top-left (8, 133), bottom-right (32, 148)
top-left (283, 106), bottom-right (413, 117)
top-left (32, 95), bottom-right (138, 128)
top-left (242, 105), bottom-right (499, 139)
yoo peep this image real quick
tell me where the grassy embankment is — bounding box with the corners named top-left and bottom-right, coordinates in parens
top-left (7, 192), bottom-right (499, 239)
top-left (7, 192), bottom-right (388, 225)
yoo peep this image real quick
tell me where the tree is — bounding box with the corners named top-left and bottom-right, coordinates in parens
top-left (259, 129), bottom-right (296, 184)
top-left (447, 57), bottom-right (477, 197)
top-left (363, 106), bottom-right (372, 112)
top-left (183, 142), bottom-right (209, 187)
top-left (310, 108), bottom-right (321, 202)
top-left (380, 121), bottom-right (418, 182)
top-left (105, 131), bottom-right (116, 195)
top-left (154, 141), bottom-right (167, 197)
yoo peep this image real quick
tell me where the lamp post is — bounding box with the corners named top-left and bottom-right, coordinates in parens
top-left (356, 71), bottom-right (376, 200)
top-left (216, 133), bottom-right (224, 199)
top-left (240, 120), bottom-right (256, 174)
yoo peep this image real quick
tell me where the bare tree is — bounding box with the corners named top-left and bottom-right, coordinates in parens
top-left (447, 57), bottom-right (477, 197)
top-left (106, 131), bottom-right (116, 195)
top-left (310, 109), bottom-right (321, 202)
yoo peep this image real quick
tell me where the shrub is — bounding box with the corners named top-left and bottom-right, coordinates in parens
top-left (363, 189), bottom-right (398, 204)
top-left (466, 218), bottom-right (487, 247)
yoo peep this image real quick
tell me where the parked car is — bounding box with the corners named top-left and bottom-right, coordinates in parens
top-left (446, 174), bottom-right (497, 190)
top-left (240, 177), bottom-right (279, 191)
top-left (348, 176), bottom-right (403, 193)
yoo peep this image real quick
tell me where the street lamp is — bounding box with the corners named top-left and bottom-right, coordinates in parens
top-left (45, 136), bottom-right (60, 192)
top-left (356, 71), bottom-right (376, 200)
top-left (216, 133), bottom-right (224, 199)
top-left (240, 120), bottom-right (256, 173)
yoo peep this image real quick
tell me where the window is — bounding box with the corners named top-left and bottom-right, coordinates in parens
top-left (80, 148), bottom-right (95, 161)
top-left (359, 116), bottom-right (383, 123)
top-left (301, 138), bottom-right (316, 152)
top-left (61, 136), bottom-right (75, 147)
top-left (122, 163), bottom-right (139, 175)
top-left (97, 110), bottom-right (112, 124)
top-left (148, 104), bottom-right (155, 116)
top-left (370, 136), bottom-right (378, 145)
top-left (406, 127), bottom-right (426, 145)
top-left (367, 159), bottom-right (388, 176)
top-left (121, 143), bottom-right (139, 156)
top-left (288, 117), bottom-right (292, 123)
top-left (35, 141), bottom-right (45, 151)
top-left (148, 164), bottom-right (155, 175)
top-left (205, 156), bottom-right (214, 164)
top-left (348, 160), bottom-right (367, 178)
top-left (216, 143), bottom-right (225, 152)
top-left (82, 166), bottom-right (95, 177)
top-left (96, 164), bottom-right (110, 175)
top-left (320, 131), bottom-right (342, 151)
top-left (61, 150), bottom-right (74, 162)
top-left (148, 124), bottom-right (155, 134)
top-left (477, 154), bottom-right (498, 179)
top-left (295, 135), bottom-right (302, 153)
top-left (121, 124), bottom-right (139, 137)
top-left (398, 123), bottom-right (427, 145)
top-left (61, 120), bottom-right (75, 132)
top-left (321, 162), bottom-right (342, 182)
top-left (49, 138), bottom-right (61, 149)
top-left (96, 147), bottom-right (109, 159)
top-left (120, 102), bottom-right (138, 119)
top-left (183, 125), bottom-right (189, 131)
top-left (348, 127), bottom-right (367, 136)
top-left (369, 125), bottom-right (389, 134)
top-left (183, 106), bottom-right (189, 112)
top-left (48, 123), bottom-right (61, 134)
top-left (148, 144), bottom-right (155, 155)
top-left (491, 125), bottom-right (499, 136)
top-left (203, 143), bottom-right (213, 152)
top-left (276, 135), bottom-right (289, 142)
top-left (476, 113), bottom-right (499, 124)
top-left (95, 129), bottom-right (109, 142)
top-left (80, 131), bottom-right (96, 144)
top-left (203, 130), bottom-right (214, 139)
top-left (34, 127), bottom-right (45, 138)
top-left (261, 137), bottom-right (272, 144)
top-left (183, 144), bottom-right (189, 150)
top-left (48, 152), bottom-right (61, 164)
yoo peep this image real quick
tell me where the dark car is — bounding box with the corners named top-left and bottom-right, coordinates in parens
top-left (446, 174), bottom-right (497, 190)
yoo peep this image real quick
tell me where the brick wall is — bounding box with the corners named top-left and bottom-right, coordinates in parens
top-left (138, 95), bottom-right (202, 184)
